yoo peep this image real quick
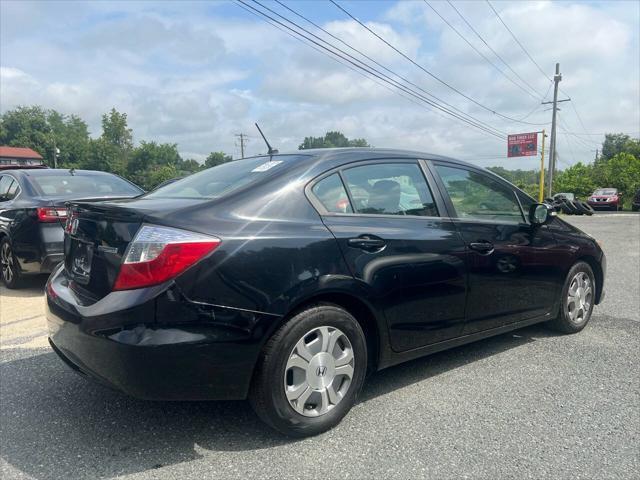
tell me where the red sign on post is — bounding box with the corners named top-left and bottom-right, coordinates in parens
top-left (508, 132), bottom-right (538, 157)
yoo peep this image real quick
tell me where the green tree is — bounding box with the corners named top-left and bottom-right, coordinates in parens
top-left (554, 162), bottom-right (598, 198)
top-left (601, 133), bottom-right (631, 161)
top-left (0, 106), bottom-right (91, 168)
top-left (148, 164), bottom-right (180, 190)
top-left (596, 152), bottom-right (640, 198)
top-left (298, 131), bottom-right (370, 149)
top-left (128, 141), bottom-right (182, 189)
top-left (101, 109), bottom-right (133, 150)
top-left (84, 138), bottom-right (121, 173)
top-left (178, 158), bottom-right (203, 174)
top-left (0, 106), bottom-right (53, 164)
top-left (204, 151), bottom-right (232, 168)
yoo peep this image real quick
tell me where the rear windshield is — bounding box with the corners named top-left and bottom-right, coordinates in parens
top-left (145, 156), bottom-right (298, 199)
top-left (593, 189), bottom-right (616, 196)
top-left (31, 174), bottom-right (142, 197)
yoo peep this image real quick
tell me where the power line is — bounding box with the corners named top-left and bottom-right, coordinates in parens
top-left (444, 0), bottom-right (545, 101)
top-left (423, 0), bottom-right (541, 102)
top-left (330, 0), bottom-right (550, 127)
top-left (238, 0), bottom-right (507, 140)
top-left (484, 1), bottom-right (601, 150)
top-left (485, 0), bottom-right (552, 83)
top-left (514, 81), bottom-right (553, 122)
top-left (234, 0), bottom-right (457, 131)
top-left (273, 0), bottom-right (507, 134)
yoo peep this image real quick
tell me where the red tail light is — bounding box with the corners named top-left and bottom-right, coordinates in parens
top-left (113, 225), bottom-right (220, 291)
top-left (37, 207), bottom-right (68, 223)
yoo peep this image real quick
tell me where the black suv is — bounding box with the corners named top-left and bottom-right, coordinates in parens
top-left (46, 149), bottom-right (605, 437)
top-left (632, 188), bottom-right (640, 212)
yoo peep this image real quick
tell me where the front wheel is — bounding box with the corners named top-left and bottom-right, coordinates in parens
top-left (249, 304), bottom-right (367, 437)
top-left (548, 262), bottom-right (596, 334)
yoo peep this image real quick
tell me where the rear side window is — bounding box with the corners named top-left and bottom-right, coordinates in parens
top-left (435, 165), bottom-right (524, 223)
top-left (146, 156), bottom-right (301, 199)
top-left (341, 163), bottom-right (438, 216)
top-left (6, 179), bottom-right (19, 199)
top-left (31, 174), bottom-right (141, 198)
top-left (0, 176), bottom-right (15, 201)
top-left (312, 173), bottom-right (353, 213)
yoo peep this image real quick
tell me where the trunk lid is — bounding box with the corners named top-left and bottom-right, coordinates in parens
top-left (63, 197), bottom-right (216, 301)
top-left (65, 201), bottom-right (145, 301)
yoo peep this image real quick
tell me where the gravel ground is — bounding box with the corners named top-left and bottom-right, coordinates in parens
top-left (1, 213), bottom-right (638, 479)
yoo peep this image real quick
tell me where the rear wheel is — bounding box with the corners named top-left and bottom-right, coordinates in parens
top-left (249, 304), bottom-right (367, 437)
top-left (548, 262), bottom-right (595, 334)
top-left (1, 238), bottom-right (22, 289)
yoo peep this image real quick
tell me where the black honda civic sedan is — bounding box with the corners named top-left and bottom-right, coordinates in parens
top-left (0, 169), bottom-right (143, 288)
top-left (46, 149), bottom-right (605, 437)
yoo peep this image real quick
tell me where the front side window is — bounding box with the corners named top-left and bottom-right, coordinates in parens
top-left (435, 165), bottom-right (524, 223)
top-left (312, 173), bottom-right (353, 213)
top-left (341, 163), bottom-right (438, 216)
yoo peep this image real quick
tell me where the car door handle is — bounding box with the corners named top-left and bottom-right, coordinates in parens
top-left (469, 241), bottom-right (494, 255)
top-left (348, 236), bottom-right (386, 251)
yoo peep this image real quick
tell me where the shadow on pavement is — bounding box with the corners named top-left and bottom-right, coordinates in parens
top-left (0, 274), bottom-right (49, 299)
top-left (0, 323), bottom-right (555, 479)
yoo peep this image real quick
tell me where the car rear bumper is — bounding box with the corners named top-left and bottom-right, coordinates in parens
top-left (46, 265), bottom-right (276, 401)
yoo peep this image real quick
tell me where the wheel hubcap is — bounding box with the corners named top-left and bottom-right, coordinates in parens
top-left (284, 326), bottom-right (354, 417)
top-left (566, 272), bottom-right (592, 324)
top-left (1, 243), bottom-right (13, 283)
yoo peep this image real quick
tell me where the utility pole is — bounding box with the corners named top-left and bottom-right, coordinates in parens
top-left (538, 130), bottom-right (547, 202)
top-left (235, 133), bottom-right (248, 159)
top-left (541, 63), bottom-right (570, 197)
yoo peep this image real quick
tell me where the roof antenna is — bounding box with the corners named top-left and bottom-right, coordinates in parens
top-left (255, 123), bottom-right (278, 155)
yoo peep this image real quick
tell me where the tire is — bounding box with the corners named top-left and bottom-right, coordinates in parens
top-left (560, 199), bottom-right (578, 215)
top-left (249, 304), bottom-right (367, 437)
top-left (574, 201), bottom-right (594, 216)
top-left (1, 237), bottom-right (22, 289)
top-left (548, 261), bottom-right (596, 334)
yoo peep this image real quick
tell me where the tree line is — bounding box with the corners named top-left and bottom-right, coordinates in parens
top-left (0, 106), bottom-right (234, 190)
top-left (0, 106), bottom-right (372, 190)
top-left (1, 105), bottom-right (637, 199)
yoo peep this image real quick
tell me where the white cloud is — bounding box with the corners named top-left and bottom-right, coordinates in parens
top-left (0, 0), bottom-right (638, 168)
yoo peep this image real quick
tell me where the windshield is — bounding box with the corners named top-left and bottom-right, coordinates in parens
top-left (593, 189), bottom-right (617, 196)
top-left (145, 156), bottom-right (301, 199)
top-left (32, 174), bottom-right (142, 198)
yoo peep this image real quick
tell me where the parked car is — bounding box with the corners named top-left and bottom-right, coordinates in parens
top-left (46, 149), bottom-right (606, 437)
top-left (587, 188), bottom-right (623, 211)
top-left (553, 192), bottom-right (575, 202)
top-left (632, 189), bottom-right (640, 212)
top-left (0, 169), bottom-right (144, 288)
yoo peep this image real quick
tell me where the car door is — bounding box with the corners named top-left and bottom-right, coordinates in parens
top-left (308, 160), bottom-right (467, 352)
top-left (429, 162), bottom-right (559, 334)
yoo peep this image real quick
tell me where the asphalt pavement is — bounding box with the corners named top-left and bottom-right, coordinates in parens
top-left (1, 213), bottom-right (638, 479)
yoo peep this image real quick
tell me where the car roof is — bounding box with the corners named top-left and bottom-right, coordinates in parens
top-left (2, 168), bottom-right (116, 177)
top-left (252, 147), bottom-right (479, 171)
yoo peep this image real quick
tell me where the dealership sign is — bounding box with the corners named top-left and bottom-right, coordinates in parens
top-left (507, 132), bottom-right (538, 157)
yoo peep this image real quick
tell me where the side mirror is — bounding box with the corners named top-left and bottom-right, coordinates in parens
top-left (529, 203), bottom-right (553, 225)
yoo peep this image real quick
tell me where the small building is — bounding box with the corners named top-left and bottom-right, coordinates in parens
top-left (0, 146), bottom-right (46, 169)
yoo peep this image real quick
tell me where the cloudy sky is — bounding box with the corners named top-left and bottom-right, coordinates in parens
top-left (1, 0), bottom-right (638, 169)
